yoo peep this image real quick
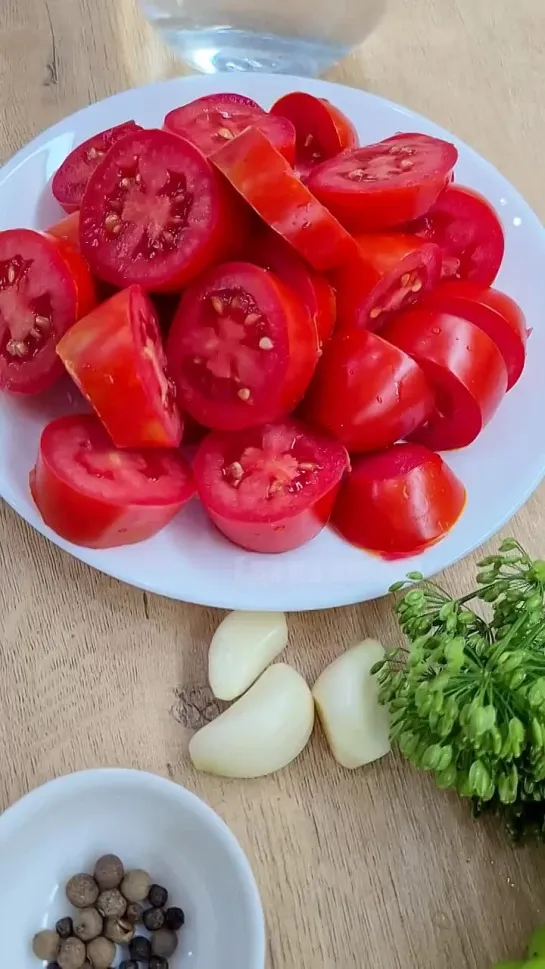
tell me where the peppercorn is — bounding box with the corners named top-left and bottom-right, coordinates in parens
top-left (143, 907), bottom-right (165, 931)
top-left (94, 854), bottom-right (124, 891)
top-left (119, 962), bottom-right (138, 969)
top-left (164, 907), bottom-right (185, 931)
top-left (96, 888), bottom-right (126, 918)
top-left (148, 884), bottom-right (168, 908)
top-left (149, 958), bottom-right (168, 969)
top-left (73, 909), bottom-right (103, 943)
top-left (103, 916), bottom-right (135, 945)
top-left (33, 930), bottom-right (60, 961)
top-left (56, 918), bottom-right (74, 940)
top-left (86, 937), bottom-right (115, 969)
top-left (125, 902), bottom-right (143, 924)
top-left (57, 937), bottom-right (86, 969)
top-left (151, 929), bottom-right (178, 959)
top-left (66, 874), bottom-right (99, 909)
top-left (46, 964), bottom-right (60, 969)
top-left (129, 936), bottom-right (151, 962)
top-left (121, 869), bottom-right (151, 903)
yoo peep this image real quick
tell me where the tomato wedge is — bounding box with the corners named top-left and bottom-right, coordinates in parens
top-left (423, 281), bottom-right (527, 390)
top-left (30, 415), bottom-right (194, 549)
top-left (80, 128), bottom-right (239, 292)
top-left (52, 121), bottom-right (141, 213)
top-left (307, 133), bottom-right (458, 231)
top-left (211, 126), bottom-right (356, 272)
top-left (0, 229), bottom-right (97, 394)
top-left (166, 261), bottom-right (319, 431)
top-left (57, 286), bottom-right (182, 449)
top-left (46, 212), bottom-right (81, 251)
top-left (408, 185), bottom-right (505, 286)
top-left (194, 420), bottom-right (349, 553)
top-left (332, 443), bottom-right (466, 558)
top-left (270, 92), bottom-right (358, 177)
top-left (382, 308), bottom-right (508, 450)
top-left (303, 328), bottom-right (434, 453)
top-left (333, 233), bottom-right (442, 332)
top-left (164, 93), bottom-right (296, 163)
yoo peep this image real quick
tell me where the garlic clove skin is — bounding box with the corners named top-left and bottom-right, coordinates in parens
top-left (190, 663), bottom-right (314, 778)
top-left (208, 610), bottom-right (288, 701)
top-left (312, 639), bottom-right (390, 770)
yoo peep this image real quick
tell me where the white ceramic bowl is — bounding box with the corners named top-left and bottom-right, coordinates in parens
top-left (0, 769), bottom-right (265, 969)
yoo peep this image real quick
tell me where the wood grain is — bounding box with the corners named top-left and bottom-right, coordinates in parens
top-left (1, 1), bottom-right (545, 966)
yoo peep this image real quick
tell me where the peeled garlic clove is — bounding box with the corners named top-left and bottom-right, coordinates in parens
top-left (209, 610), bottom-right (288, 701)
top-left (190, 663), bottom-right (314, 778)
top-left (312, 639), bottom-right (390, 769)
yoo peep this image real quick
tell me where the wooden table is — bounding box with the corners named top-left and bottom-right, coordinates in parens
top-left (1, 1), bottom-right (544, 966)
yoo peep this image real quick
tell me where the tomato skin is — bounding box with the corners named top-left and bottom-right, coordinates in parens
top-left (211, 126), bottom-right (357, 273)
top-left (303, 328), bottom-right (434, 453)
top-left (42, 232), bottom-right (97, 319)
top-left (333, 233), bottom-right (442, 332)
top-left (30, 415), bottom-right (195, 549)
top-left (332, 443), bottom-right (466, 558)
top-left (46, 212), bottom-right (81, 251)
top-left (52, 121), bottom-right (141, 213)
top-left (382, 308), bottom-right (508, 450)
top-left (270, 92), bottom-right (358, 177)
top-left (422, 281), bottom-right (527, 390)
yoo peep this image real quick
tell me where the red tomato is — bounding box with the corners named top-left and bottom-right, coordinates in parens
top-left (46, 212), bottom-right (81, 251)
top-left (0, 229), bottom-right (97, 395)
top-left (193, 420), bottom-right (349, 553)
top-left (408, 185), bottom-right (505, 286)
top-left (30, 415), bottom-right (194, 549)
top-left (333, 233), bottom-right (442, 332)
top-left (332, 443), bottom-right (466, 558)
top-left (52, 121), bottom-right (141, 213)
top-left (211, 126), bottom-right (356, 273)
top-left (303, 328), bottom-right (434, 453)
top-left (270, 92), bottom-right (358, 177)
top-left (166, 261), bottom-right (319, 431)
top-left (164, 93), bottom-right (296, 163)
top-left (80, 128), bottom-right (239, 292)
top-left (382, 308), bottom-right (508, 450)
top-left (183, 415), bottom-right (208, 446)
top-left (423, 281), bottom-right (527, 390)
top-left (307, 133), bottom-right (458, 231)
top-left (251, 228), bottom-right (336, 348)
top-left (57, 286), bottom-right (182, 449)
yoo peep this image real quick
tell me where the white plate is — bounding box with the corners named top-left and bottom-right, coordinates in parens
top-left (1, 73), bottom-right (544, 611)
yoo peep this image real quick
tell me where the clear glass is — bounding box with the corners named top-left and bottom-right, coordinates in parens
top-left (140, 0), bottom-right (386, 76)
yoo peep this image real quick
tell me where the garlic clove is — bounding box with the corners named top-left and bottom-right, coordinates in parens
top-left (190, 663), bottom-right (314, 778)
top-left (312, 639), bottom-right (390, 769)
top-left (208, 610), bottom-right (288, 701)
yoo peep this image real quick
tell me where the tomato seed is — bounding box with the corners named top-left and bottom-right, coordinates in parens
top-left (218, 127), bottom-right (234, 140)
top-left (304, 134), bottom-right (313, 148)
top-left (411, 279), bottom-right (423, 292)
top-left (104, 213), bottom-right (121, 233)
top-left (7, 265), bottom-right (16, 284)
top-left (120, 177), bottom-right (132, 189)
top-left (245, 313), bottom-right (260, 325)
top-left (87, 147), bottom-right (100, 161)
top-left (135, 173), bottom-right (142, 185)
top-left (162, 231), bottom-right (174, 244)
top-left (268, 480), bottom-right (283, 497)
top-left (299, 462), bottom-right (317, 471)
top-left (348, 169), bottom-right (365, 181)
top-left (237, 388), bottom-right (251, 401)
top-left (258, 337), bottom-right (273, 350)
top-left (369, 307), bottom-right (382, 319)
top-left (229, 461), bottom-right (244, 479)
top-left (6, 339), bottom-right (28, 357)
top-left (211, 296), bottom-right (225, 315)
top-left (400, 159), bottom-right (413, 170)
top-left (230, 296), bottom-right (244, 311)
top-left (400, 273), bottom-right (411, 287)
top-left (34, 315), bottom-right (50, 329)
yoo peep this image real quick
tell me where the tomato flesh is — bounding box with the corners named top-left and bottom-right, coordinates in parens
top-left (194, 419), bottom-right (349, 553)
top-left (166, 261), bottom-right (319, 431)
top-left (57, 285), bottom-right (182, 449)
top-left (270, 92), bottom-right (358, 177)
top-left (333, 233), bottom-right (442, 332)
top-left (52, 121), bottom-right (141, 213)
top-left (30, 415), bottom-right (195, 548)
top-left (332, 443), bottom-right (466, 558)
top-left (46, 212), bottom-right (81, 251)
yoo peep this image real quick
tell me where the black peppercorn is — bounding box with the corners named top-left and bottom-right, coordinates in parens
top-left (143, 907), bottom-right (165, 931)
top-left (151, 929), bottom-right (177, 959)
top-left (148, 884), bottom-right (168, 908)
top-left (164, 907), bottom-right (185, 931)
top-left (46, 964), bottom-right (60, 969)
top-left (125, 902), bottom-right (143, 924)
top-left (119, 963), bottom-right (138, 969)
top-left (55, 918), bottom-right (74, 940)
top-left (149, 958), bottom-right (168, 969)
top-left (129, 936), bottom-right (151, 963)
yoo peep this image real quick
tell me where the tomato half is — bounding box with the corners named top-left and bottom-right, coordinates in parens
top-left (211, 126), bottom-right (356, 272)
top-left (194, 420), bottom-right (349, 553)
top-left (423, 281), bottom-right (527, 390)
top-left (57, 286), bottom-right (182, 449)
top-left (332, 443), bottom-right (466, 558)
top-left (30, 415), bottom-right (194, 549)
top-left (307, 133), bottom-right (458, 231)
top-left (408, 185), bottom-right (505, 286)
top-left (166, 261), bottom-right (319, 431)
top-left (333, 233), bottom-right (442, 332)
top-left (164, 93), bottom-right (296, 163)
top-left (382, 308), bottom-right (508, 450)
top-left (270, 92), bottom-right (358, 177)
top-left (80, 128), bottom-right (239, 292)
top-left (46, 212), bottom-right (81, 251)
top-left (0, 229), bottom-right (97, 394)
top-left (52, 121), bottom-right (141, 213)
top-left (303, 328), bottom-right (434, 453)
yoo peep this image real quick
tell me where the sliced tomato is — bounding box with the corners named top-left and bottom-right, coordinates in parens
top-left (382, 308), bottom-right (508, 450)
top-left (270, 92), bottom-right (358, 177)
top-left (333, 233), bottom-right (442, 332)
top-left (408, 185), bottom-right (505, 286)
top-left (164, 93), bottom-right (296, 163)
top-left (52, 121), bottom-right (141, 213)
top-left (211, 126), bottom-right (356, 273)
top-left (332, 443), bottom-right (466, 558)
top-left (307, 133), bottom-right (458, 232)
top-left (30, 415), bottom-right (194, 548)
top-left (166, 261), bottom-right (319, 431)
top-left (251, 228), bottom-right (336, 347)
top-left (423, 281), bottom-right (527, 390)
top-left (57, 286), bottom-right (182, 449)
top-left (46, 212), bottom-right (81, 251)
top-left (193, 419), bottom-right (349, 553)
top-left (183, 415), bottom-right (208, 446)
top-left (304, 328), bottom-right (434, 453)
top-left (0, 229), bottom-right (97, 395)
top-left (80, 128), bottom-right (240, 292)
